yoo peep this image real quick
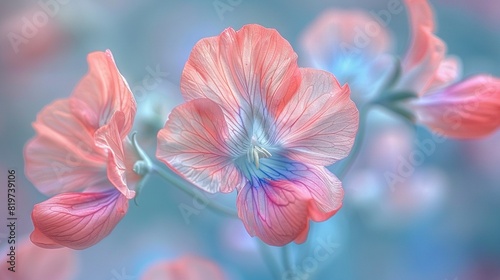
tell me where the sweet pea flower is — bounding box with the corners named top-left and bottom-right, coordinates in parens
top-left (141, 256), bottom-right (226, 280)
top-left (157, 24), bottom-right (359, 246)
top-left (300, 9), bottom-right (394, 104)
top-left (24, 50), bottom-right (143, 249)
top-left (399, 0), bottom-right (500, 138)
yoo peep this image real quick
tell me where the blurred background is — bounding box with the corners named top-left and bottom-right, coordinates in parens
top-left (0, 0), bottom-right (499, 279)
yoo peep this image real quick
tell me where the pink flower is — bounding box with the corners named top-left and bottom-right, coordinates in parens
top-left (0, 6), bottom-right (68, 68)
top-left (0, 238), bottom-right (79, 280)
top-left (157, 24), bottom-right (359, 246)
top-left (24, 50), bottom-right (141, 249)
top-left (398, 0), bottom-right (461, 94)
top-left (400, 0), bottom-right (500, 138)
top-left (300, 9), bottom-right (394, 103)
top-left (141, 256), bottom-right (226, 280)
top-left (411, 75), bottom-right (500, 138)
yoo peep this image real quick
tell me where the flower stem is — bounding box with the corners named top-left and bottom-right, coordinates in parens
top-left (336, 106), bottom-right (370, 180)
top-left (151, 164), bottom-right (239, 218)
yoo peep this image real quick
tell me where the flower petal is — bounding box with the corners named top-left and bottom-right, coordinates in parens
top-left (400, 0), bottom-right (462, 95)
top-left (411, 75), bottom-right (500, 138)
top-left (405, 0), bottom-right (435, 32)
top-left (29, 228), bottom-right (63, 249)
top-left (95, 111), bottom-right (139, 199)
top-left (300, 9), bottom-right (392, 71)
top-left (403, 0), bottom-right (436, 69)
top-left (237, 180), bottom-right (308, 246)
top-left (24, 99), bottom-right (107, 196)
top-left (237, 160), bottom-right (343, 246)
top-left (31, 189), bottom-right (128, 250)
top-left (157, 99), bottom-right (245, 193)
top-left (274, 69), bottom-right (359, 166)
top-left (71, 50), bottom-right (136, 136)
top-left (427, 56), bottom-right (462, 91)
top-left (141, 256), bottom-right (226, 280)
top-left (181, 24), bottom-right (301, 139)
top-left (399, 27), bottom-right (446, 94)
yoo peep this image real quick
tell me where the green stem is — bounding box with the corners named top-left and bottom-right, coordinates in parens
top-left (151, 164), bottom-right (239, 218)
top-left (336, 106), bottom-right (370, 180)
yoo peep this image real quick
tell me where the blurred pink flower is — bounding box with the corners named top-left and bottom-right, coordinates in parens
top-left (398, 0), bottom-right (459, 94)
top-left (300, 9), bottom-right (394, 103)
top-left (0, 7), bottom-right (69, 68)
top-left (411, 75), bottom-right (500, 138)
top-left (399, 0), bottom-right (500, 138)
top-left (0, 238), bottom-right (78, 280)
top-left (24, 50), bottom-right (141, 249)
top-left (141, 256), bottom-right (225, 280)
top-left (157, 24), bottom-right (358, 246)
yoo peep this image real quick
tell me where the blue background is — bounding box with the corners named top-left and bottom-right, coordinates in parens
top-left (1, 0), bottom-right (500, 279)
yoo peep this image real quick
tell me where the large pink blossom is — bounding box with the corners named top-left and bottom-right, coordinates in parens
top-left (400, 0), bottom-right (500, 138)
top-left (157, 24), bottom-right (359, 246)
top-left (24, 50), bottom-right (141, 249)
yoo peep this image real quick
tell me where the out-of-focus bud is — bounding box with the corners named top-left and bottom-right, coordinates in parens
top-left (410, 75), bottom-right (500, 138)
